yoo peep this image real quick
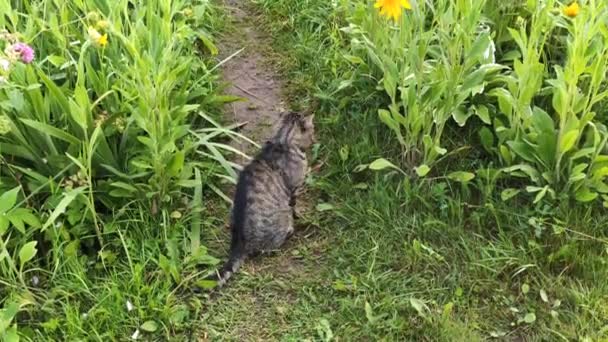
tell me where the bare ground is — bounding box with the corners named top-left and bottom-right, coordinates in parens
top-left (220, 0), bottom-right (285, 155)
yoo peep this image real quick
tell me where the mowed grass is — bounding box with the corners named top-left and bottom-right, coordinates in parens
top-left (197, 1), bottom-right (608, 341)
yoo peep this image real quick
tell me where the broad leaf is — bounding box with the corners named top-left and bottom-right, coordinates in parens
top-left (501, 188), bottom-right (520, 201)
top-left (447, 171), bottom-right (475, 183)
top-left (524, 313), bottom-right (536, 324)
top-left (575, 187), bottom-right (598, 202)
top-left (140, 320), bottom-right (158, 332)
top-left (369, 158), bottom-right (400, 172)
top-left (559, 130), bottom-right (579, 154)
top-left (42, 187), bottom-right (86, 231)
top-left (19, 241), bottom-right (38, 268)
top-left (0, 187), bottom-right (20, 213)
top-left (415, 165), bottom-right (431, 177)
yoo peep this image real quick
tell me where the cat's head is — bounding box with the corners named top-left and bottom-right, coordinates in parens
top-left (273, 112), bottom-right (315, 149)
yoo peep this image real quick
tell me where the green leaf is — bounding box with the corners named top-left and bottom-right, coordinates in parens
top-left (137, 136), bottom-right (154, 149)
top-left (490, 88), bottom-right (515, 116)
top-left (442, 302), bottom-right (454, 320)
top-left (508, 140), bottom-right (536, 163)
top-left (447, 171), bottom-right (475, 183)
top-left (1, 302), bottom-right (19, 324)
top-left (140, 320), bottom-right (158, 332)
top-left (474, 105), bottom-right (491, 124)
top-left (339, 146), bottom-right (349, 161)
top-left (500, 144), bottom-right (512, 164)
top-left (0, 216), bottom-right (9, 236)
top-left (4, 324), bottom-right (19, 342)
top-left (479, 127), bottom-right (495, 152)
top-left (369, 158), bottom-right (400, 172)
top-left (47, 55), bottom-right (67, 67)
top-left (168, 150), bottom-right (185, 177)
top-left (316, 203), bottom-right (335, 212)
top-left (559, 130), bottom-right (579, 153)
top-left (37, 69), bottom-right (71, 115)
top-left (527, 186), bottom-right (549, 204)
top-left (109, 182), bottom-right (138, 192)
top-left (501, 188), bottom-right (520, 201)
top-left (20, 119), bottom-right (81, 145)
top-left (343, 54), bottom-right (365, 64)
top-left (18, 241), bottom-right (38, 268)
top-left (206, 95), bottom-right (245, 105)
top-left (524, 312), bottom-right (536, 324)
top-left (415, 165), bottom-right (431, 177)
top-left (8, 215), bottom-right (24, 234)
top-left (461, 67), bottom-right (487, 93)
top-left (434, 146), bottom-right (447, 156)
top-left (0, 187), bottom-right (20, 213)
top-left (7, 90), bottom-right (24, 111)
top-left (42, 187), bottom-right (86, 231)
top-left (410, 297), bottom-right (427, 317)
top-left (364, 302), bottom-right (376, 324)
top-left (10, 208), bottom-right (40, 229)
top-left (194, 279), bottom-right (217, 290)
top-left (378, 109), bottom-right (398, 131)
top-left (503, 164), bottom-right (540, 182)
top-left (198, 31), bottom-right (218, 55)
top-left (552, 84), bottom-right (567, 116)
top-left (575, 187), bottom-right (598, 202)
top-left (540, 289), bottom-right (549, 303)
top-left (452, 107), bottom-right (472, 127)
top-left (532, 108), bottom-right (554, 133)
top-left (467, 32), bottom-right (492, 62)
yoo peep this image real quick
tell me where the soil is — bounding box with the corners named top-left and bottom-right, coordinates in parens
top-left (220, 0), bottom-right (286, 159)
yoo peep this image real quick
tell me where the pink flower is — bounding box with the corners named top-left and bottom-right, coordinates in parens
top-left (13, 43), bottom-right (35, 64)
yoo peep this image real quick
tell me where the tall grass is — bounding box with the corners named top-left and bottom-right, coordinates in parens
top-left (0, 0), bottom-right (241, 339)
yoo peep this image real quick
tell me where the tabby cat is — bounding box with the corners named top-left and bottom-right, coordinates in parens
top-left (209, 112), bottom-right (315, 287)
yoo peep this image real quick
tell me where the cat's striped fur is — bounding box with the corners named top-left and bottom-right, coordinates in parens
top-left (210, 112), bottom-right (315, 287)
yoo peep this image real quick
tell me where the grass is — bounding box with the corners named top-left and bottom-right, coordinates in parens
top-left (3, 0), bottom-right (608, 340)
top-left (195, 1), bottom-right (608, 341)
top-left (200, 106), bottom-right (608, 341)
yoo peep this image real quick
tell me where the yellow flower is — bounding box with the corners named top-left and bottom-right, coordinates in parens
top-left (97, 34), bottom-right (108, 48)
top-left (563, 2), bottom-right (580, 18)
top-left (374, 0), bottom-right (412, 21)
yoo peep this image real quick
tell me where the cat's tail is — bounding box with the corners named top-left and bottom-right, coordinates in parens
top-left (213, 248), bottom-right (246, 287)
top-left (200, 239), bottom-right (246, 289)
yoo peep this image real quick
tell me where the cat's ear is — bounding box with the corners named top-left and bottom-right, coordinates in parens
top-left (303, 114), bottom-right (314, 127)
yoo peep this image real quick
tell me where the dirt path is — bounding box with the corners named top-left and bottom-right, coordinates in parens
top-left (198, 2), bottom-right (328, 340)
top-left (220, 0), bottom-right (285, 154)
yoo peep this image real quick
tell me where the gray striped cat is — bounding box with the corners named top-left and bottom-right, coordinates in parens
top-left (209, 112), bottom-right (315, 287)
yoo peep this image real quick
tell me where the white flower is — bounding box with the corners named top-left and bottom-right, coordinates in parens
top-left (126, 300), bottom-right (134, 312)
top-left (131, 329), bottom-right (140, 340)
top-left (0, 58), bottom-right (9, 71)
